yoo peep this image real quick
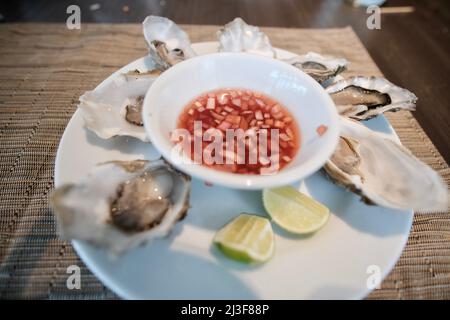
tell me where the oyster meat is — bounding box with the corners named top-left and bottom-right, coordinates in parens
top-left (217, 17), bottom-right (276, 58)
top-left (143, 15), bottom-right (196, 71)
top-left (78, 69), bottom-right (160, 142)
top-left (51, 159), bottom-right (191, 254)
top-left (326, 76), bottom-right (417, 120)
top-left (323, 117), bottom-right (448, 212)
top-left (284, 52), bottom-right (347, 85)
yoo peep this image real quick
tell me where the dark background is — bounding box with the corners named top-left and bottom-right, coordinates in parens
top-left (0, 0), bottom-right (448, 163)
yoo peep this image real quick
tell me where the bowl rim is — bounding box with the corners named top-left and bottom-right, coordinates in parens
top-left (142, 52), bottom-right (340, 189)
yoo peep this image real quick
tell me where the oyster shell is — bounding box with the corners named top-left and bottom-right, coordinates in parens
top-left (217, 17), bottom-right (276, 58)
top-left (326, 76), bottom-right (417, 120)
top-left (285, 52), bottom-right (348, 84)
top-left (323, 117), bottom-right (448, 212)
top-left (78, 69), bottom-right (160, 142)
top-left (51, 159), bottom-right (191, 254)
top-left (143, 15), bottom-right (196, 71)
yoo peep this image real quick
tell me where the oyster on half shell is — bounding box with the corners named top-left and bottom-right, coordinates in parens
top-left (323, 117), bottom-right (448, 212)
top-left (51, 159), bottom-right (191, 254)
top-left (326, 76), bottom-right (417, 120)
top-left (143, 16), bottom-right (196, 71)
top-left (78, 69), bottom-right (160, 142)
top-left (284, 52), bottom-right (348, 85)
top-left (217, 17), bottom-right (276, 58)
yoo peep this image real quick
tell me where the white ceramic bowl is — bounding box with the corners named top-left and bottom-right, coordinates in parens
top-left (143, 53), bottom-right (340, 189)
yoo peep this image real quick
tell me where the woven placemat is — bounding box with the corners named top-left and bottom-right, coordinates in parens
top-left (0, 23), bottom-right (448, 299)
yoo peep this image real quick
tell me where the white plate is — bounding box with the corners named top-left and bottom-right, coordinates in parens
top-left (54, 42), bottom-right (413, 299)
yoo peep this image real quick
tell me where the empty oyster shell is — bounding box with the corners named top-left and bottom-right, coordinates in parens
top-left (323, 117), bottom-right (448, 212)
top-left (284, 52), bottom-right (347, 84)
top-left (326, 76), bottom-right (417, 120)
top-left (143, 15), bottom-right (196, 71)
top-left (51, 159), bottom-right (191, 254)
top-left (78, 69), bottom-right (160, 142)
top-left (217, 18), bottom-right (276, 58)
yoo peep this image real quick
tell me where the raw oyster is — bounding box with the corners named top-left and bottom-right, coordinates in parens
top-left (143, 15), bottom-right (196, 71)
top-left (326, 76), bottom-right (417, 120)
top-left (217, 17), bottom-right (276, 58)
top-left (51, 159), bottom-right (191, 254)
top-left (78, 69), bottom-right (160, 142)
top-left (284, 52), bottom-right (347, 84)
top-left (323, 117), bottom-right (448, 212)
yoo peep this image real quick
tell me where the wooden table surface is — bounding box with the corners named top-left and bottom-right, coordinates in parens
top-left (0, 0), bottom-right (448, 163)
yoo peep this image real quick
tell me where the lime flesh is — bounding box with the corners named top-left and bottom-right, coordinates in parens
top-left (263, 186), bottom-right (330, 234)
top-left (214, 213), bottom-right (274, 263)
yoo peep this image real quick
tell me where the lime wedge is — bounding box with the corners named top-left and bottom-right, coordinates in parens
top-left (263, 186), bottom-right (329, 234)
top-left (214, 213), bottom-right (274, 263)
